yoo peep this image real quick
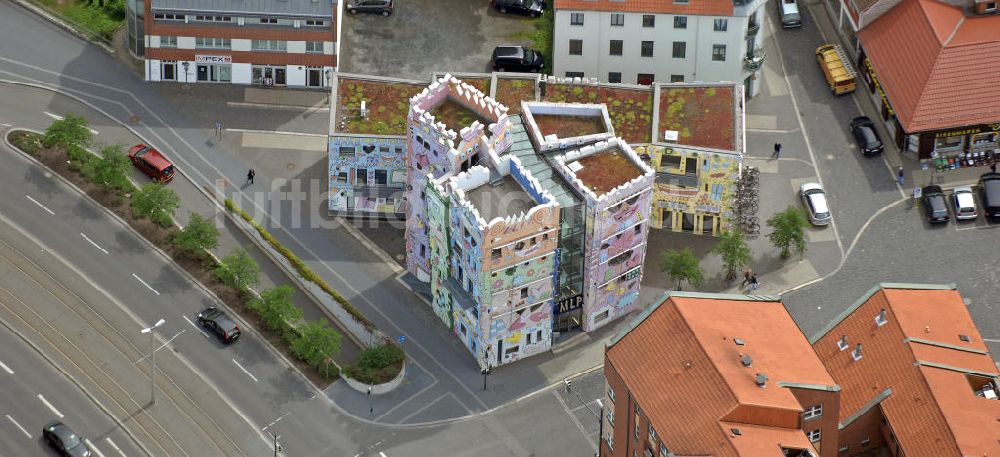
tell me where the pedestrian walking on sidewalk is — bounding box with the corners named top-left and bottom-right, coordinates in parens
top-left (772, 142), bottom-right (782, 158)
top-left (897, 166), bottom-right (905, 186)
top-left (748, 274), bottom-right (760, 292)
top-left (246, 168), bottom-right (255, 185)
top-left (992, 163), bottom-right (997, 173)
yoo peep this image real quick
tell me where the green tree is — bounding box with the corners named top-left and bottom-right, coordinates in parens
top-left (131, 182), bottom-right (180, 227)
top-left (214, 249), bottom-right (260, 292)
top-left (711, 230), bottom-right (753, 280)
top-left (660, 248), bottom-right (704, 291)
top-left (82, 144), bottom-right (131, 194)
top-left (289, 320), bottom-right (342, 370)
top-left (43, 113), bottom-right (91, 150)
top-left (766, 206), bottom-right (809, 258)
top-left (171, 213), bottom-right (219, 257)
top-left (248, 285), bottom-right (302, 335)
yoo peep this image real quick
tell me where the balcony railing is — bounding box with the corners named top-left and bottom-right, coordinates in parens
top-left (747, 22), bottom-right (760, 37)
top-left (744, 48), bottom-right (766, 72)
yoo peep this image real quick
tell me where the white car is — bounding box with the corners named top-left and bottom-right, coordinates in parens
top-left (953, 185), bottom-right (978, 220)
top-left (800, 182), bottom-right (831, 226)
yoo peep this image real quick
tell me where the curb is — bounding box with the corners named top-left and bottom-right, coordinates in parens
top-left (342, 360), bottom-right (406, 395)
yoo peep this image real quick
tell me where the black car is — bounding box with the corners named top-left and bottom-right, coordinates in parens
top-left (346, 0), bottom-right (393, 15)
top-left (979, 172), bottom-right (1000, 222)
top-left (921, 185), bottom-right (950, 224)
top-left (492, 46), bottom-right (544, 72)
top-left (849, 116), bottom-right (884, 155)
top-left (43, 421), bottom-right (92, 457)
top-left (198, 307), bottom-right (241, 343)
top-left (493, 0), bottom-right (545, 17)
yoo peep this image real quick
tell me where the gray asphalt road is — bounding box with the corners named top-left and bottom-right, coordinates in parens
top-left (0, 321), bottom-right (144, 457)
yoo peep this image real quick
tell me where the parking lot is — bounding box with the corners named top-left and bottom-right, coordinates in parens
top-left (338, 0), bottom-right (542, 79)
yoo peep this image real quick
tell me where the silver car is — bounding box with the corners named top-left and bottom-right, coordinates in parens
top-left (800, 182), bottom-right (831, 226)
top-left (953, 185), bottom-right (978, 220)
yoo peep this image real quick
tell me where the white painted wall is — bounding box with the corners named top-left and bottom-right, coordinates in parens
top-left (177, 36), bottom-right (196, 49)
top-left (553, 5), bottom-right (766, 92)
top-left (232, 38), bottom-right (251, 52)
top-left (287, 40), bottom-right (306, 54)
top-left (148, 35), bottom-right (160, 48)
top-left (232, 63), bottom-right (252, 84)
top-left (286, 65), bottom-right (306, 86)
top-left (324, 41), bottom-right (335, 55)
top-left (147, 59), bottom-right (161, 80)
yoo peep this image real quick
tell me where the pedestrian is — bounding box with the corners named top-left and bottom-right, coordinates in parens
top-left (992, 162), bottom-right (997, 173)
top-left (748, 274), bottom-right (760, 292)
top-left (896, 166), bottom-right (904, 186)
top-left (773, 142), bottom-right (782, 158)
top-left (246, 168), bottom-right (255, 185)
top-left (741, 268), bottom-right (753, 287)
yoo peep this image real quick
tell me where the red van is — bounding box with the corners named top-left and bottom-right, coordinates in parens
top-left (127, 144), bottom-right (175, 183)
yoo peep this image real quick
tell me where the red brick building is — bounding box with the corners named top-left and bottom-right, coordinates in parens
top-left (125, 0), bottom-right (339, 87)
top-left (601, 292), bottom-right (839, 457)
top-left (810, 283), bottom-right (1000, 456)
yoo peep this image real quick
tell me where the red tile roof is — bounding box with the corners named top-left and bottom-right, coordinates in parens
top-left (813, 286), bottom-right (1000, 457)
top-left (607, 294), bottom-right (831, 456)
top-left (555, 0), bottom-right (733, 15)
top-left (858, 0), bottom-right (1000, 132)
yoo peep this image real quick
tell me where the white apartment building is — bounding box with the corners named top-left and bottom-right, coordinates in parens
top-left (552, 0), bottom-right (768, 97)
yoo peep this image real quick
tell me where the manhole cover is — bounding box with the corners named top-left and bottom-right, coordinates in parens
top-left (129, 114), bottom-right (141, 124)
top-left (287, 163), bottom-right (295, 170)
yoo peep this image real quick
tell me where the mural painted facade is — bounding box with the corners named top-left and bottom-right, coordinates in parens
top-left (636, 144), bottom-right (742, 236)
top-left (552, 139), bottom-right (655, 332)
top-left (328, 135), bottom-right (407, 216)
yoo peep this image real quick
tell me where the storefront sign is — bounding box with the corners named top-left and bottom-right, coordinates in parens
top-left (935, 127), bottom-right (982, 138)
top-left (696, 204), bottom-right (721, 213)
top-left (556, 294), bottom-right (583, 314)
top-left (864, 58), bottom-right (895, 117)
top-left (195, 55), bottom-right (232, 64)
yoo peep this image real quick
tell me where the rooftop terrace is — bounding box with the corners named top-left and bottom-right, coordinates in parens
top-left (658, 85), bottom-right (736, 150)
top-left (542, 84), bottom-right (653, 144)
top-left (463, 175), bottom-right (536, 222)
top-left (429, 98), bottom-right (492, 135)
top-left (532, 114), bottom-right (607, 139)
top-left (568, 147), bottom-right (643, 196)
top-left (335, 77), bottom-right (426, 135)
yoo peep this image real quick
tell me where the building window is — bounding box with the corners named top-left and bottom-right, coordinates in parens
top-left (339, 146), bottom-right (355, 156)
top-left (838, 445), bottom-right (849, 454)
top-left (569, 39), bottom-right (583, 55)
top-left (807, 429), bottom-right (821, 443)
top-left (606, 435), bottom-right (614, 450)
top-left (258, 17), bottom-right (278, 24)
top-left (672, 41), bottom-right (686, 58)
top-left (195, 37), bottom-right (231, 49)
top-left (607, 386), bottom-right (615, 402)
top-left (609, 40), bottom-right (623, 56)
top-left (712, 44), bottom-right (727, 61)
top-left (674, 0), bottom-right (689, 3)
top-left (304, 19), bottom-right (326, 26)
top-left (611, 12), bottom-right (624, 26)
top-left (251, 39), bottom-right (287, 52)
top-left (714, 18), bottom-right (728, 31)
top-left (491, 249), bottom-right (501, 261)
top-left (674, 16), bottom-right (687, 29)
top-left (374, 170), bottom-right (388, 186)
top-left (305, 41), bottom-right (323, 53)
top-left (641, 41), bottom-right (654, 57)
top-left (596, 309), bottom-right (610, 321)
top-left (649, 425), bottom-right (657, 443)
top-left (193, 15), bottom-right (231, 22)
top-left (637, 73), bottom-right (654, 85)
top-left (355, 168), bottom-right (367, 185)
top-left (153, 13), bottom-right (184, 20)
top-left (160, 36), bottom-right (177, 48)
top-left (566, 71), bottom-right (585, 78)
top-left (336, 172), bottom-right (347, 183)
top-left (670, 74), bottom-right (684, 82)
top-left (861, 437), bottom-right (870, 446)
top-left (570, 12), bottom-right (584, 25)
top-left (520, 287), bottom-right (528, 299)
top-left (634, 422), bottom-right (640, 439)
top-left (608, 72), bottom-right (622, 83)
top-left (803, 404), bottom-right (822, 420)
top-left (642, 15), bottom-right (655, 27)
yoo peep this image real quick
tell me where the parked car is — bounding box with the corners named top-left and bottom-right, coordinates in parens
top-left (127, 144), bottom-right (175, 183)
top-left (43, 421), bottom-right (92, 457)
top-left (346, 0), bottom-right (393, 15)
top-left (779, 0), bottom-right (802, 28)
top-left (952, 185), bottom-right (978, 220)
top-left (979, 172), bottom-right (1000, 222)
top-left (493, 0), bottom-right (545, 17)
top-left (491, 45), bottom-right (544, 72)
top-left (921, 185), bottom-right (950, 224)
top-left (849, 116), bottom-right (884, 155)
top-left (800, 182), bottom-right (832, 226)
top-left (197, 307), bottom-right (241, 344)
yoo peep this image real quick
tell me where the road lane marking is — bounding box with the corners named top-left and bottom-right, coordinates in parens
top-left (5, 414), bottom-right (31, 438)
top-left (232, 358), bottom-right (258, 382)
top-left (0, 360), bottom-right (13, 374)
top-left (80, 233), bottom-right (109, 254)
top-left (183, 315), bottom-right (210, 338)
top-left (262, 412), bottom-right (290, 431)
top-left (131, 273), bottom-right (159, 295)
top-left (379, 452), bottom-right (388, 457)
top-left (85, 439), bottom-right (107, 457)
top-left (43, 111), bottom-right (99, 135)
top-left (105, 437), bottom-right (127, 457)
top-left (25, 195), bottom-right (55, 215)
top-left (133, 330), bottom-right (185, 364)
top-left (37, 394), bottom-right (64, 418)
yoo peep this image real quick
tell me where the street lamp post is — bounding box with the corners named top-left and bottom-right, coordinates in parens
top-left (367, 385), bottom-right (373, 416)
top-left (140, 318), bottom-right (166, 405)
top-left (269, 433), bottom-right (282, 457)
top-left (181, 61), bottom-right (190, 88)
top-left (481, 350), bottom-right (491, 391)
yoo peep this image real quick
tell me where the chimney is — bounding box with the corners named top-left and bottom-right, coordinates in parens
top-left (837, 335), bottom-right (849, 351)
top-left (740, 354), bottom-right (753, 367)
top-left (754, 373), bottom-right (768, 388)
top-left (852, 343), bottom-right (863, 361)
top-left (875, 308), bottom-right (887, 326)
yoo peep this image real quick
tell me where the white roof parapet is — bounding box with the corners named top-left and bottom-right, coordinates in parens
top-left (555, 137), bottom-right (654, 203)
